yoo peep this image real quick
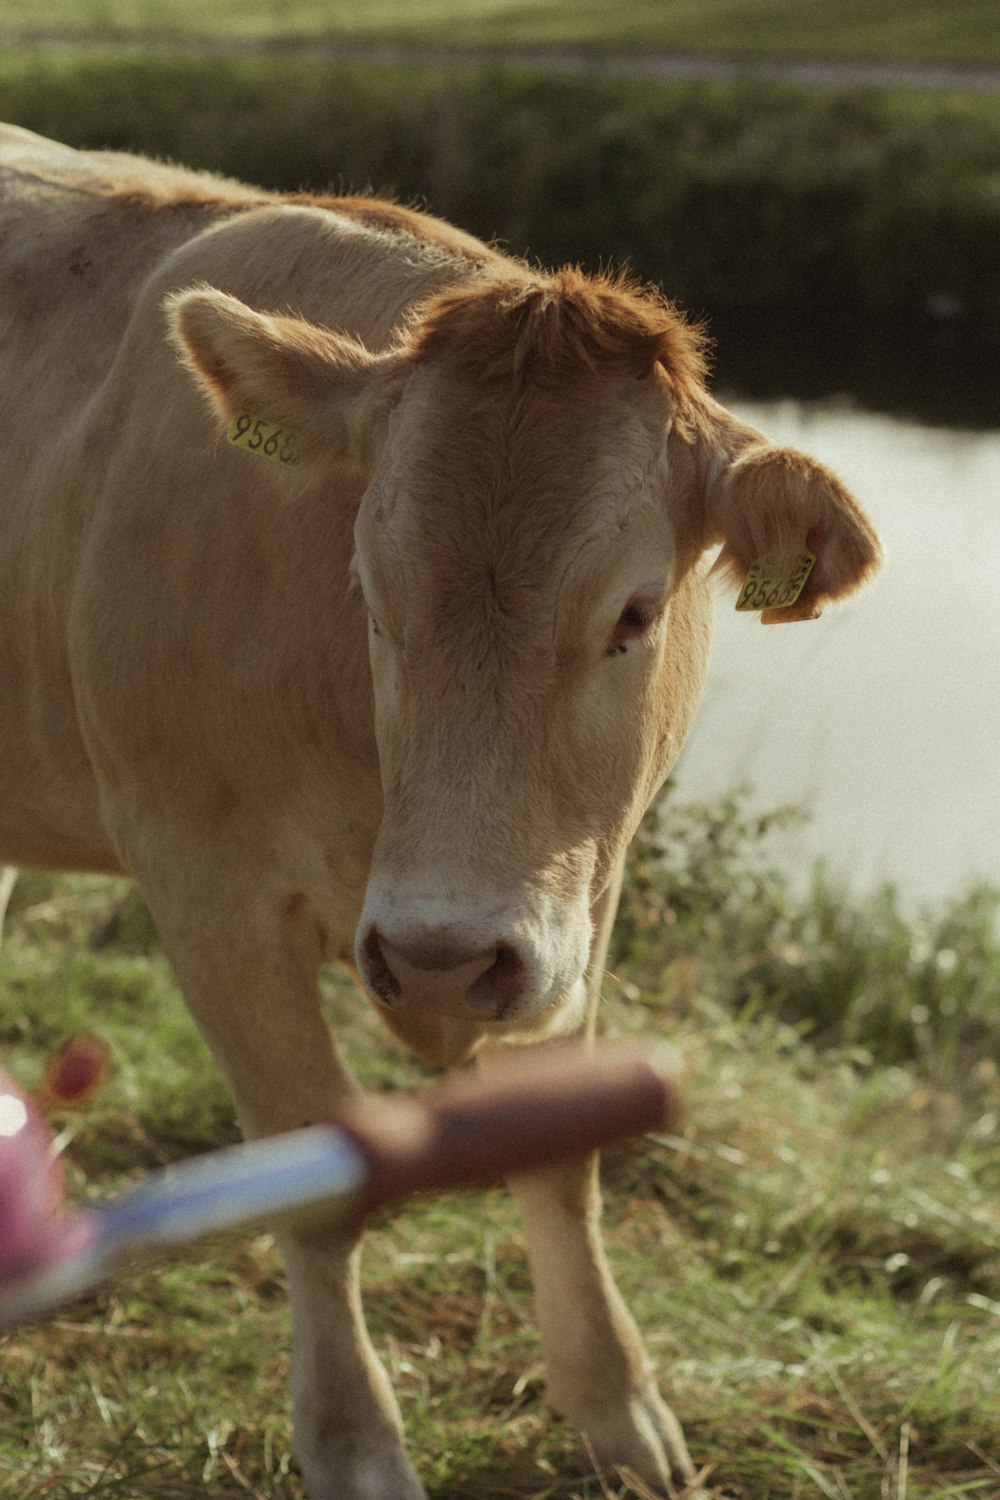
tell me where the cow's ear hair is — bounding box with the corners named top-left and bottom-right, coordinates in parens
top-left (706, 442), bottom-right (881, 621)
top-left (165, 286), bottom-right (403, 470)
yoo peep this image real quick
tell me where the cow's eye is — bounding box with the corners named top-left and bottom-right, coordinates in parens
top-left (608, 598), bottom-right (660, 655)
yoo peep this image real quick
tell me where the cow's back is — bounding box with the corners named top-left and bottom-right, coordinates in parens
top-left (0, 127), bottom-right (268, 439)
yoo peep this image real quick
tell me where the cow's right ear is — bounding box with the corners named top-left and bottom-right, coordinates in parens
top-left (705, 441), bottom-right (881, 621)
top-left (164, 287), bottom-right (405, 470)
top-left (688, 399), bottom-right (881, 623)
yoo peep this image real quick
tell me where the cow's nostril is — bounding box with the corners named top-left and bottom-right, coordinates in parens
top-left (466, 943), bottom-right (524, 1017)
top-left (359, 925), bottom-right (527, 1020)
top-left (361, 927), bottom-right (402, 1009)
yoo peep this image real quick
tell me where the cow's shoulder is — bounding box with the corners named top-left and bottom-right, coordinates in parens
top-left (0, 125), bottom-right (271, 313)
top-left (295, 191), bottom-right (500, 266)
top-left (0, 126), bottom-right (498, 347)
top-left (127, 197), bottom-right (497, 363)
top-left (0, 121), bottom-right (83, 171)
top-left (0, 122), bottom-right (270, 209)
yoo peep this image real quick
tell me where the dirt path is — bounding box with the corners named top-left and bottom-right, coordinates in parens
top-left (4, 29), bottom-right (1000, 93)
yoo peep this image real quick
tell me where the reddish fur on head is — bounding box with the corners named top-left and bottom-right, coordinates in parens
top-left (406, 268), bottom-right (711, 398)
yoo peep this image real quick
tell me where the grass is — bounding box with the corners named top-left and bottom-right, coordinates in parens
top-left (2, 0), bottom-right (1000, 67)
top-left (2, 797), bottom-right (999, 1498)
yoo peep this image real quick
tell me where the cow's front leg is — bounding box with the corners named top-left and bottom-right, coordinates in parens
top-left (477, 1046), bottom-right (696, 1496)
top-left (282, 1231), bottom-right (424, 1500)
top-left (479, 858), bottom-right (698, 1497)
top-left (137, 865), bottom-right (426, 1500)
top-left (499, 1148), bottom-right (696, 1496)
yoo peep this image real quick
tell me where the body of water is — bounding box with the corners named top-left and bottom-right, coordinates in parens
top-left (674, 398), bottom-right (1000, 908)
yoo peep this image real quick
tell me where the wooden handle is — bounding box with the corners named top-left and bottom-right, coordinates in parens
top-left (334, 1046), bottom-right (681, 1220)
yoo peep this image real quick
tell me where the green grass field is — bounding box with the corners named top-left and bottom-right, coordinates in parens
top-left (2, 0), bottom-right (1000, 66)
top-left (2, 800), bottom-right (998, 1499)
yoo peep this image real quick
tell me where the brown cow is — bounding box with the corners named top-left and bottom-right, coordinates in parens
top-left (0, 123), bottom-right (880, 1498)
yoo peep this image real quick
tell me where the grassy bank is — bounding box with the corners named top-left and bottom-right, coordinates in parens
top-left (3, 0), bottom-right (1000, 66)
top-left (1, 800), bottom-right (999, 1498)
top-left (3, 50), bottom-right (999, 418)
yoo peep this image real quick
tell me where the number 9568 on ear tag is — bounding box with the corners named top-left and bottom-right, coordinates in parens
top-left (736, 550), bottom-right (816, 613)
top-left (228, 411), bottom-right (301, 468)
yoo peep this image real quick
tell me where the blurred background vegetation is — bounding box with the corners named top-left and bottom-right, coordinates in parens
top-left (4, 0), bottom-right (1000, 60)
top-left (2, 2), bottom-right (1000, 417)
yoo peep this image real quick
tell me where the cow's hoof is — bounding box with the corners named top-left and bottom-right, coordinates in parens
top-left (577, 1386), bottom-right (701, 1498)
top-left (298, 1447), bottom-right (427, 1500)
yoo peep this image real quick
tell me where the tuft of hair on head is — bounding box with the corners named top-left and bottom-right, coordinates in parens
top-left (406, 266), bottom-right (711, 400)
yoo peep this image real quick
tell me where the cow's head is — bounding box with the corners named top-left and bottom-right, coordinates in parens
top-left (169, 269), bottom-right (880, 1058)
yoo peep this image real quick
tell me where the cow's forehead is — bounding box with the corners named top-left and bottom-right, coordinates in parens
top-left (364, 359), bottom-right (673, 545)
top-left (353, 267), bottom-right (704, 592)
top-left (354, 367), bottom-right (676, 651)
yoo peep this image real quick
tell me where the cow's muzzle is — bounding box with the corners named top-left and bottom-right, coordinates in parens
top-left (359, 924), bottom-right (526, 1021)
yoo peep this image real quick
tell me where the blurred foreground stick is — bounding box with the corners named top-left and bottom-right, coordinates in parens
top-left (0, 1045), bottom-right (680, 1327)
top-left (339, 1044), bottom-right (682, 1222)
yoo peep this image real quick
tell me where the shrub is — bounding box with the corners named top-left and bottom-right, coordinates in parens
top-left (614, 789), bottom-right (1000, 1092)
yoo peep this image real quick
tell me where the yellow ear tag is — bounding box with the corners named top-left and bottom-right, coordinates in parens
top-left (227, 411), bottom-right (301, 468)
top-left (735, 549), bottom-right (816, 613)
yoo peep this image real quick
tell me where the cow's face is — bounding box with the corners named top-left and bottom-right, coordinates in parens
top-left (169, 274), bottom-right (880, 1050)
top-left (350, 353), bottom-right (696, 1039)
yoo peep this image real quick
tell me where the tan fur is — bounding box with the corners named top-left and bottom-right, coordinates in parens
top-left (0, 125), bottom-right (880, 1500)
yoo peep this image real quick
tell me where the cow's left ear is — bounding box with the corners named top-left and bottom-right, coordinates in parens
top-left (706, 441), bottom-right (881, 622)
top-left (165, 286), bottom-right (405, 471)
